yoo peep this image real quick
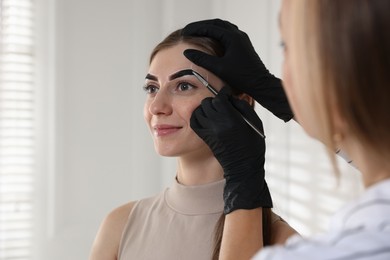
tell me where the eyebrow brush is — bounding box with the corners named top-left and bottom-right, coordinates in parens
top-left (190, 70), bottom-right (219, 96)
top-left (191, 70), bottom-right (265, 139)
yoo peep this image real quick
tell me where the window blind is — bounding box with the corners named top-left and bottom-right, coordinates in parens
top-left (0, 0), bottom-right (35, 259)
top-left (265, 119), bottom-right (363, 237)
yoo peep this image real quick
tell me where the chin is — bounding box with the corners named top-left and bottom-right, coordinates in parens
top-left (155, 147), bottom-right (179, 157)
top-left (157, 152), bottom-right (178, 157)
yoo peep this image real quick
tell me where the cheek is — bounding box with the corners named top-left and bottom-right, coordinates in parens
top-left (282, 57), bottom-right (293, 99)
top-left (174, 99), bottom-right (201, 123)
top-left (282, 57), bottom-right (299, 115)
top-left (283, 57), bottom-right (319, 138)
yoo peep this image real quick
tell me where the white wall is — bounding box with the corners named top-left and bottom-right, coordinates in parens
top-left (37, 0), bottom-right (362, 259)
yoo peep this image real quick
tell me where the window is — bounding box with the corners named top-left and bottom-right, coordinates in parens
top-left (0, 0), bottom-right (35, 259)
top-left (265, 119), bottom-right (363, 237)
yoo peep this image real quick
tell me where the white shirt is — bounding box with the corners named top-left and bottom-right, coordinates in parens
top-left (253, 179), bottom-right (390, 260)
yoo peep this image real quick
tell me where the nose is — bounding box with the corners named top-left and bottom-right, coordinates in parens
top-left (148, 90), bottom-right (173, 116)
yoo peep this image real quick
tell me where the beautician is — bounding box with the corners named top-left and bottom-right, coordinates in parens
top-left (182, 0), bottom-right (390, 259)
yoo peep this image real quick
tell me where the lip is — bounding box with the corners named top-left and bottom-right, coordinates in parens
top-left (153, 124), bottom-right (183, 137)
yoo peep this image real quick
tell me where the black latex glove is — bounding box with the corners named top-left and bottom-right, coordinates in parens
top-left (191, 87), bottom-right (272, 214)
top-left (182, 18), bottom-right (293, 122)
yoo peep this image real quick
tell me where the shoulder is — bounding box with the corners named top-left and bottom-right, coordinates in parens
top-left (270, 212), bottom-right (299, 245)
top-left (255, 225), bottom-right (390, 260)
top-left (254, 183), bottom-right (390, 259)
top-left (89, 201), bottom-right (137, 260)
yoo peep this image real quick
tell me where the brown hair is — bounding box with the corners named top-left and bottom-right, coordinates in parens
top-left (150, 29), bottom-right (222, 64)
top-left (150, 29), bottom-right (243, 97)
top-left (211, 208), bottom-right (272, 260)
top-left (289, 0), bottom-right (390, 171)
top-left (150, 29), bottom-right (273, 259)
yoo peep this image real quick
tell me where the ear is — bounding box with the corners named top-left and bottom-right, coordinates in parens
top-left (237, 93), bottom-right (254, 107)
top-left (331, 105), bottom-right (349, 147)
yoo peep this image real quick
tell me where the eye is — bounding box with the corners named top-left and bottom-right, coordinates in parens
top-left (279, 40), bottom-right (287, 51)
top-left (176, 82), bottom-right (196, 92)
top-left (143, 84), bottom-right (159, 94)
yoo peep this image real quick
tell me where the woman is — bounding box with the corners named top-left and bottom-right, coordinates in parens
top-left (89, 29), bottom-right (296, 260)
top-left (182, 1), bottom-right (390, 259)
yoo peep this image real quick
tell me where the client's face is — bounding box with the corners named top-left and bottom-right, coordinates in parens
top-left (144, 43), bottom-right (224, 157)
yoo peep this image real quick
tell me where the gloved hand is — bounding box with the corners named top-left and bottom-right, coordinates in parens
top-left (191, 87), bottom-right (272, 214)
top-left (182, 18), bottom-right (293, 122)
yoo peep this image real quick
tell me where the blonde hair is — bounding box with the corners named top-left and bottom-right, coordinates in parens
top-left (289, 0), bottom-right (390, 171)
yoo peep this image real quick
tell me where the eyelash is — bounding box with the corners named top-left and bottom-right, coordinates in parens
top-left (143, 84), bottom-right (158, 94)
top-left (143, 81), bottom-right (197, 94)
top-left (176, 81), bottom-right (197, 92)
top-left (279, 40), bottom-right (286, 50)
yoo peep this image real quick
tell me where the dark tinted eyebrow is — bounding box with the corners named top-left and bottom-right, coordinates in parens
top-left (168, 69), bottom-right (194, 80)
top-left (145, 69), bottom-right (195, 81)
top-left (145, 73), bottom-right (157, 80)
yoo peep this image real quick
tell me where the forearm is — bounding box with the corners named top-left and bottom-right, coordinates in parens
top-left (219, 208), bottom-right (263, 260)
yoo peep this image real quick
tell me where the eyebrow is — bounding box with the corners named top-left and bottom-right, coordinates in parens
top-left (145, 74), bottom-right (157, 81)
top-left (168, 69), bottom-right (194, 80)
top-left (145, 69), bottom-right (195, 82)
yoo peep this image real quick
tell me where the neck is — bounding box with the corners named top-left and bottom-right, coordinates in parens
top-left (357, 155), bottom-right (390, 188)
top-left (176, 151), bottom-right (224, 186)
top-left (341, 137), bottom-right (390, 188)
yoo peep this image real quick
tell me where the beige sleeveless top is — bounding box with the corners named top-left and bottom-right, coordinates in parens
top-left (118, 178), bottom-right (225, 260)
